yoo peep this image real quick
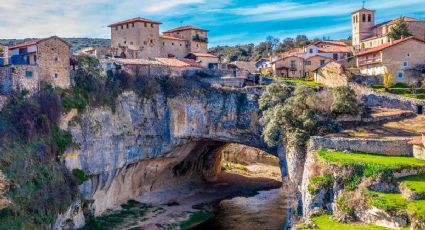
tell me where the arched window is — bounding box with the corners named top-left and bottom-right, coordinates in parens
top-left (362, 14), bottom-right (366, 22)
top-left (368, 14), bottom-right (371, 22)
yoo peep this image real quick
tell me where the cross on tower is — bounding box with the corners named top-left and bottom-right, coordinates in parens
top-left (362, 0), bottom-right (366, 8)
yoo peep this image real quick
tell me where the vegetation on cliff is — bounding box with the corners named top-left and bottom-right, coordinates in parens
top-left (0, 88), bottom-right (78, 228)
top-left (303, 215), bottom-right (390, 230)
top-left (259, 83), bottom-right (360, 148)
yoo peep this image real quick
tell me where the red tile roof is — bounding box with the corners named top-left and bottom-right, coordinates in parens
top-left (160, 35), bottom-right (186, 41)
top-left (108, 17), bottom-right (161, 27)
top-left (8, 36), bottom-right (70, 50)
top-left (314, 40), bottom-right (348, 47)
top-left (190, 52), bottom-right (217, 58)
top-left (356, 37), bottom-right (425, 56)
top-left (319, 45), bottom-right (350, 53)
top-left (278, 48), bottom-right (304, 58)
top-left (163, 26), bottom-right (208, 34)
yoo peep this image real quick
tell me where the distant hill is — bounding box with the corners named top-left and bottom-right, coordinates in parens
top-left (0, 38), bottom-right (111, 53)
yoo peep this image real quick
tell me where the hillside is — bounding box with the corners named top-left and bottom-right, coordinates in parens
top-left (0, 38), bottom-right (110, 53)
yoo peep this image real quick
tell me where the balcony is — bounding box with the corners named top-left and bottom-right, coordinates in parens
top-left (358, 58), bottom-right (382, 66)
top-left (9, 55), bottom-right (34, 65)
top-left (192, 34), bottom-right (208, 43)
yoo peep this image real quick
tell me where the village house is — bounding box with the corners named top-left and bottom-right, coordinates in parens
top-left (0, 36), bottom-right (71, 93)
top-left (351, 8), bottom-right (425, 50)
top-left (270, 40), bottom-right (351, 78)
top-left (107, 17), bottom-right (218, 68)
top-left (356, 37), bottom-right (425, 84)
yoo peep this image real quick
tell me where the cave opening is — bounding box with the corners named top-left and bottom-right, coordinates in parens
top-left (82, 140), bottom-right (287, 230)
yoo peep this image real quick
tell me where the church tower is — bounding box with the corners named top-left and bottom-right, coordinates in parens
top-left (351, 8), bottom-right (375, 48)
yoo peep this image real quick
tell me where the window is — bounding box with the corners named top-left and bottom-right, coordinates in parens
top-left (132, 23), bottom-right (134, 28)
top-left (54, 73), bottom-right (58, 80)
top-left (34, 56), bottom-right (37, 63)
top-left (144, 23), bottom-right (147, 27)
top-left (121, 25), bottom-right (123, 29)
top-left (397, 71), bottom-right (405, 80)
top-left (305, 61), bottom-right (311, 65)
top-left (180, 44), bottom-right (182, 46)
top-left (55, 57), bottom-right (59, 62)
top-left (290, 60), bottom-right (296, 68)
top-left (124, 41), bottom-right (127, 44)
top-left (126, 24), bottom-right (129, 29)
top-left (172, 43), bottom-right (174, 46)
top-left (309, 48), bottom-right (313, 54)
top-left (362, 14), bottom-right (366, 22)
top-left (320, 60), bottom-right (325, 66)
top-left (407, 53), bottom-right (411, 57)
top-left (25, 71), bottom-right (33, 78)
top-left (144, 41), bottom-right (147, 45)
top-left (368, 14), bottom-right (371, 22)
top-left (403, 60), bottom-right (409, 67)
top-left (130, 42), bottom-right (133, 45)
top-left (115, 27), bottom-right (118, 30)
top-left (151, 23), bottom-right (154, 28)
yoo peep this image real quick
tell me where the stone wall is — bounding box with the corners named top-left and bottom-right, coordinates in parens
top-left (310, 136), bottom-right (413, 156)
top-left (0, 65), bottom-right (40, 94)
top-left (350, 82), bottom-right (425, 112)
top-left (313, 61), bottom-right (349, 87)
top-left (37, 37), bottom-right (71, 89)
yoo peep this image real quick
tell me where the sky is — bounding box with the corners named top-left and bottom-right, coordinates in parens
top-left (1, 0), bottom-right (425, 46)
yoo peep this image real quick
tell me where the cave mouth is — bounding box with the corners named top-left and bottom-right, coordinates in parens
top-left (82, 141), bottom-right (286, 230)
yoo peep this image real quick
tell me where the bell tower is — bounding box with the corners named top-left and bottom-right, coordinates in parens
top-left (352, 7), bottom-right (375, 48)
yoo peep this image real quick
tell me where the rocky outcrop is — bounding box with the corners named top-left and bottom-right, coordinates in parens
top-left (62, 88), bottom-right (291, 217)
top-left (0, 170), bottom-right (11, 211)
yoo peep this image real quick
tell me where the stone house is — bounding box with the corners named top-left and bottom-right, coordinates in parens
top-left (351, 7), bottom-right (425, 50)
top-left (0, 36), bottom-right (71, 93)
top-left (271, 55), bottom-right (333, 78)
top-left (108, 18), bottom-right (213, 60)
top-left (355, 37), bottom-right (425, 84)
top-left (185, 53), bottom-right (219, 69)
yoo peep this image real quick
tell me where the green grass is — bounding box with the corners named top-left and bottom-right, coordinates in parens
top-left (277, 77), bottom-right (321, 87)
top-left (308, 174), bottom-right (333, 194)
top-left (179, 211), bottom-right (214, 229)
top-left (370, 84), bottom-right (425, 101)
top-left (368, 192), bottom-right (425, 220)
top-left (305, 215), bottom-right (390, 230)
top-left (399, 174), bottom-right (425, 193)
top-left (81, 200), bottom-right (152, 230)
top-left (317, 149), bottom-right (425, 178)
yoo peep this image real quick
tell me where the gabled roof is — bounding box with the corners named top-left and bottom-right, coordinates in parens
top-left (163, 26), bottom-right (208, 34)
top-left (356, 37), bottom-right (425, 56)
top-left (108, 17), bottom-right (161, 27)
top-left (351, 8), bottom-right (375, 15)
top-left (8, 36), bottom-right (70, 50)
top-left (278, 48), bottom-right (304, 58)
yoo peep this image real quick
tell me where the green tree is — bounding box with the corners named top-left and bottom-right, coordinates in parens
top-left (331, 86), bottom-right (360, 116)
top-left (387, 18), bottom-right (412, 40)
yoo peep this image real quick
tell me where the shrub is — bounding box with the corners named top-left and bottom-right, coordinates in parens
top-left (53, 127), bottom-right (73, 154)
top-left (331, 86), bottom-right (360, 116)
top-left (72, 168), bottom-right (89, 185)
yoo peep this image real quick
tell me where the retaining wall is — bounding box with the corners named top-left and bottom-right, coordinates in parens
top-left (310, 136), bottom-right (413, 156)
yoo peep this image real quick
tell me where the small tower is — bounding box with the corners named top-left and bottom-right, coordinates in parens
top-left (351, 7), bottom-right (375, 48)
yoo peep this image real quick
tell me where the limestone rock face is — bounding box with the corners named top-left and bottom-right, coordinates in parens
top-left (62, 89), bottom-right (286, 216)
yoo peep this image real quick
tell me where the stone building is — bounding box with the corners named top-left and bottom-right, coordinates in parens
top-left (108, 17), bottom-right (214, 61)
top-left (356, 37), bottom-right (425, 84)
top-left (271, 54), bottom-right (333, 78)
top-left (0, 36), bottom-right (71, 93)
top-left (351, 7), bottom-right (425, 50)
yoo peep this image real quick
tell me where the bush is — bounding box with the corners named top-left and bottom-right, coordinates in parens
top-left (331, 86), bottom-right (360, 116)
top-left (72, 168), bottom-right (89, 185)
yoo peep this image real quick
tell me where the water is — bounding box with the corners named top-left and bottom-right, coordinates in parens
top-left (192, 189), bottom-right (287, 230)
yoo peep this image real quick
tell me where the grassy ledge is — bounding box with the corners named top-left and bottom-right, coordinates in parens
top-left (399, 174), bottom-right (425, 193)
top-left (317, 149), bottom-right (425, 178)
top-left (304, 215), bottom-right (390, 230)
top-left (368, 192), bottom-right (425, 220)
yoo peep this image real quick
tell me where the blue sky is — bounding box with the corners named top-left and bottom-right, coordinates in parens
top-left (1, 0), bottom-right (425, 46)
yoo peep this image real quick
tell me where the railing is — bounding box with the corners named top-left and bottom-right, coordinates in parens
top-left (10, 56), bottom-right (31, 65)
top-left (0, 58), bottom-right (3, 66)
top-left (192, 35), bottom-right (208, 43)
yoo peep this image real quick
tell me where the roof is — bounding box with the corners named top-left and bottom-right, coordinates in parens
top-left (108, 17), bottom-right (161, 27)
top-left (230, 61), bottom-right (258, 73)
top-left (313, 40), bottom-right (348, 47)
top-left (351, 8), bottom-right (375, 15)
top-left (278, 48), bottom-right (304, 58)
top-left (356, 37), bottom-right (425, 56)
top-left (189, 52), bottom-right (218, 58)
top-left (372, 17), bottom-right (424, 29)
top-left (8, 36), bottom-right (71, 50)
top-left (163, 26), bottom-right (208, 34)
top-left (318, 46), bottom-right (350, 53)
top-left (306, 55), bottom-right (333, 60)
top-left (271, 55), bottom-right (304, 64)
top-left (408, 136), bottom-right (423, 146)
top-left (419, 128), bottom-right (425, 134)
top-left (160, 35), bottom-right (187, 41)
top-left (156, 58), bottom-right (203, 68)
top-left (110, 58), bottom-right (161, 65)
